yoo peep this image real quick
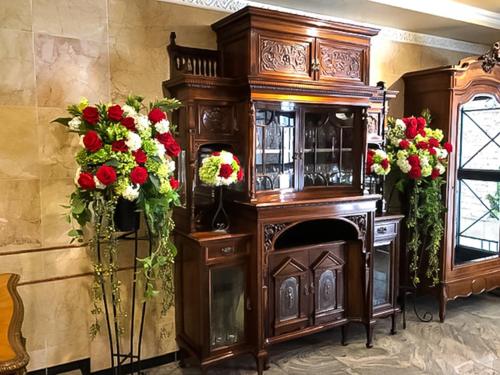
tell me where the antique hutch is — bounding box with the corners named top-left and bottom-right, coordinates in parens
top-left (164, 7), bottom-right (402, 373)
top-left (403, 44), bottom-right (500, 322)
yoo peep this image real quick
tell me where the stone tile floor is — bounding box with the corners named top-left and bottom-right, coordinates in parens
top-left (147, 293), bottom-right (500, 374)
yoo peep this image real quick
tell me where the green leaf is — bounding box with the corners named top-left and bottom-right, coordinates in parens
top-left (52, 117), bottom-right (72, 126)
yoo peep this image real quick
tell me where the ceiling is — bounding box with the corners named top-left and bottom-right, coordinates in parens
top-left (252, 0), bottom-right (500, 44)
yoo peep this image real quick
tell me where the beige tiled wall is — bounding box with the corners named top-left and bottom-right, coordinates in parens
top-left (0, 0), bottom-right (474, 371)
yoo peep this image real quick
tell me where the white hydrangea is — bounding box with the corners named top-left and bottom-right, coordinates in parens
top-left (125, 131), bottom-right (142, 151)
top-left (436, 148), bottom-right (448, 159)
top-left (168, 159), bottom-right (176, 173)
top-left (220, 150), bottom-right (234, 164)
top-left (395, 119), bottom-right (406, 131)
top-left (373, 164), bottom-right (389, 175)
top-left (420, 155), bottom-right (430, 167)
top-left (154, 119), bottom-right (170, 134)
top-left (397, 158), bottom-right (412, 173)
top-left (94, 176), bottom-right (106, 189)
top-left (122, 104), bottom-right (137, 117)
top-left (135, 114), bottom-right (151, 132)
top-left (390, 137), bottom-right (402, 147)
top-left (436, 162), bottom-right (446, 175)
top-left (397, 150), bottom-right (408, 160)
top-left (422, 165), bottom-right (432, 177)
top-left (374, 149), bottom-right (388, 159)
top-left (122, 184), bottom-right (140, 201)
top-left (154, 139), bottom-right (166, 159)
top-left (69, 117), bottom-right (82, 131)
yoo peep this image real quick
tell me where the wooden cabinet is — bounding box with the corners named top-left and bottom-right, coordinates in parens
top-left (403, 47), bottom-right (500, 322)
top-left (165, 6), bottom-right (403, 374)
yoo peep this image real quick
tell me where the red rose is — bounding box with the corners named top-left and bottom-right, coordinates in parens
top-left (96, 165), bottom-right (117, 186)
top-left (169, 176), bottom-right (179, 190)
top-left (402, 117), bottom-right (411, 126)
top-left (429, 138), bottom-right (440, 148)
top-left (83, 130), bottom-right (103, 152)
top-left (233, 155), bottom-right (240, 164)
top-left (417, 141), bottom-right (428, 150)
top-left (431, 168), bottom-right (440, 180)
top-left (381, 159), bottom-right (389, 169)
top-left (408, 166), bottom-right (422, 180)
top-left (237, 168), bottom-right (244, 181)
top-left (107, 105), bottom-right (124, 121)
top-left (133, 149), bottom-right (147, 164)
top-left (443, 142), bottom-right (453, 153)
top-left (120, 117), bottom-right (136, 131)
top-left (399, 139), bottom-right (410, 149)
top-left (407, 154), bottom-right (420, 167)
top-left (82, 106), bottom-right (99, 125)
top-left (148, 108), bottom-right (166, 123)
top-left (429, 147), bottom-right (437, 155)
top-left (419, 129), bottom-right (426, 137)
top-left (405, 123), bottom-right (418, 139)
top-left (212, 151), bottom-right (221, 156)
top-left (112, 140), bottom-right (128, 152)
top-left (157, 132), bottom-right (181, 157)
top-left (78, 172), bottom-right (96, 190)
top-left (416, 117), bottom-right (426, 129)
top-left (130, 166), bottom-right (148, 185)
top-left (219, 164), bottom-right (233, 178)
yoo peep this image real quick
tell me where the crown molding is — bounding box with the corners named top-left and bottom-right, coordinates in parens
top-left (160, 0), bottom-right (488, 54)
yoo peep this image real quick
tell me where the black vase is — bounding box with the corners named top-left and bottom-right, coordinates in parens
top-left (114, 198), bottom-right (140, 232)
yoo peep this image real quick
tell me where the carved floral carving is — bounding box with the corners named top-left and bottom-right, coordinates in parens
top-left (264, 223), bottom-right (289, 252)
top-left (345, 214), bottom-right (367, 237)
top-left (260, 38), bottom-right (308, 74)
top-left (320, 46), bottom-right (361, 79)
top-left (199, 105), bottom-right (235, 135)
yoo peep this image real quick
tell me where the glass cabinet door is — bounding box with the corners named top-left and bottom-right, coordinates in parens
top-left (255, 104), bottom-right (297, 191)
top-left (303, 107), bottom-right (359, 188)
top-left (210, 264), bottom-right (246, 349)
top-left (373, 242), bottom-right (391, 307)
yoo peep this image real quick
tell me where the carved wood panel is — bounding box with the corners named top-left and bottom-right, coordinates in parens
top-left (197, 104), bottom-right (237, 138)
top-left (259, 36), bottom-right (312, 78)
top-left (318, 42), bottom-right (364, 82)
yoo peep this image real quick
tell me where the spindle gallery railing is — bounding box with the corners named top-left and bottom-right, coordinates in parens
top-left (168, 32), bottom-right (219, 77)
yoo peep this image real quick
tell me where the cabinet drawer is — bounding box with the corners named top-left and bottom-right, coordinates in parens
top-left (374, 223), bottom-right (396, 238)
top-left (207, 242), bottom-right (247, 261)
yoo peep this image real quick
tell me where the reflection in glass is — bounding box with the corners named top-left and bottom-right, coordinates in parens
top-left (256, 107), bottom-right (295, 191)
top-left (210, 266), bottom-right (245, 349)
top-left (373, 244), bottom-right (391, 307)
top-left (304, 108), bottom-right (355, 187)
top-left (455, 95), bottom-right (500, 265)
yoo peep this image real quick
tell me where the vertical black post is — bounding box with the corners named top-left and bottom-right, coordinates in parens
top-left (130, 229), bottom-right (139, 372)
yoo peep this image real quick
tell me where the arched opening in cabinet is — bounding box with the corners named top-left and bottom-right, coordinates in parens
top-left (274, 218), bottom-right (360, 250)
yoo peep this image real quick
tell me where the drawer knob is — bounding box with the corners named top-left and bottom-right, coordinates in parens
top-left (221, 246), bottom-right (234, 255)
top-left (377, 226), bottom-right (387, 234)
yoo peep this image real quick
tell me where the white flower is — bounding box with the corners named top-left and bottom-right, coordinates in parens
top-left (373, 164), bottom-right (389, 175)
top-left (390, 137), bottom-right (401, 147)
top-left (168, 159), bottom-right (176, 173)
top-left (94, 176), bottom-right (106, 189)
top-left (125, 131), bottom-right (142, 152)
top-left (374, 149), bottom-right (388, 159)
top-left (422, 165), bottom-right (432, 177)
top-left (436, 162), bottom-right (446, 175)
top-left (122, 184), bottom-right (140, 201)
top-left (220, 150), bottom-right (234, 164)
top-left (397, 150), bottom-right (408, 160)
top-left (122, 104), bottom-right (137, 117)
top-left (135, 114), bottom-right (150, 132)
top-left (395, 119), bottom-right (406, 131)
top-left (397, 158), bottom-right (412, 173)
top-left (154, 119), bottom-right (170, 134)
top-left (154, 139), bottom-right (166, 159)
top-left (420, 155), bottom-right (429, 167)
top-left (69, 117), bottom-right (82, 131)
top-left (436, 148), bottom-right (448, 159)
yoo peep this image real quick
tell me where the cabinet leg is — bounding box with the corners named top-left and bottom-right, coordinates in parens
top-left (439, 287), bottom-right (447, 323)
top-left (341, 325), bottom-right (348, 346)
top-left (255, 350), bottom-right (269, 374)
top-left (178, 348), bottom-right (187, 368)
top-left (365, 323), bottom-right (374, 348)
top-left (390, 313), bottom-right (397, 335)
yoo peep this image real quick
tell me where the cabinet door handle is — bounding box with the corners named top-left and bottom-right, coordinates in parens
top-left (376, 226), bottom-right (387, 234)
top-left (304, 285), bottom-right (309, 296)
top-left (310, 282), bottom-right (315, 294)
top-left (221, 246), bottom-right (234, 255)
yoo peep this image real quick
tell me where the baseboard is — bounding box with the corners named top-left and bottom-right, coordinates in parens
top-left (27, 352), bottom-right (178, 375)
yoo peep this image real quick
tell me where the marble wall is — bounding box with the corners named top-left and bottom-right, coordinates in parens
top-left (0, 0), bottom-right (474, 371)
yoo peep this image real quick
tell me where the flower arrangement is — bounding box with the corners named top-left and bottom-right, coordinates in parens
top-left (386, 110), bottom-right (452, 286)
top-left (366, 148), bottom-right (391, 176)
top-left (53, 95), bottom-right (182, 336)
top-left (199, 150), bottom-right (243, 186)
